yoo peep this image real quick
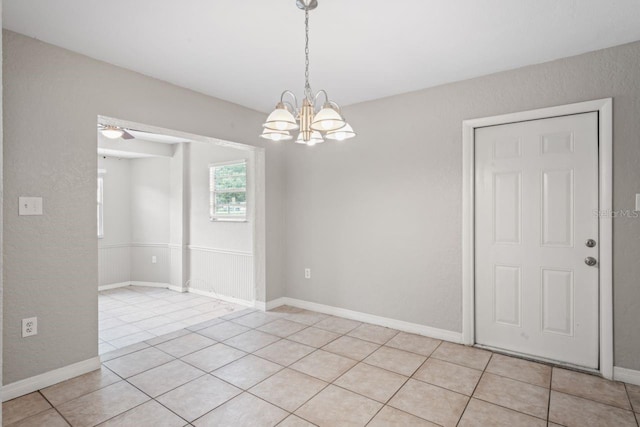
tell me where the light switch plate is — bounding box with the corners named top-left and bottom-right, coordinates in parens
top-left (19, 197), bottom-right (43, 216)
top-left (636, 194), bottom-right (640, 212)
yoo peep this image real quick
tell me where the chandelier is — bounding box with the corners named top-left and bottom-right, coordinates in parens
top-left (260, 0), bottom-right (356, 146)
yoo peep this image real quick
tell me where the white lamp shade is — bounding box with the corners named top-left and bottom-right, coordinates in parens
top-left (101, 127), bottom-right (124, 139)
top-left (310, 106), bottom-right (346, 132)
top-left (260, 128), bottom-right (292, 141)
top-left (325, 123), bottom-right (356, 141)
top-left (295, 131), bottom-right (324, 146)
top-left (263, 106), bottom-right (299, 131)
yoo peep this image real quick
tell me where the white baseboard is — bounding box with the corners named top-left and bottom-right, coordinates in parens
top-left (130, 281), bottom-right (185, 293)
top-left (266, 297), bottom-right (463, 344)
top-left (98, 282), bottom-right (131, 291)
top-left (614, 366), bottom-right (640, 386)
top-left (2, 357), bottom-right (101, 402)
top-left (187, 287), bottom-right (255, 308)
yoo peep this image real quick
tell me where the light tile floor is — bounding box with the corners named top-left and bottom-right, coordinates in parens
top-left (5, 305), bottom-right (640, 426)
top-left (98, 286), bottom-right (246, 354)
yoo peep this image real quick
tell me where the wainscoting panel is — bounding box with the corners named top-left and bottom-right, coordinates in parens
top-left (131, 243), bottom-right (170, 284)
top-left (189, 246), bottom-right (255, 302)
top-left (98, 244), bottom-right (131, 287)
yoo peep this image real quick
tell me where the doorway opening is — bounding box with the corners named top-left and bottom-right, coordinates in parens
top-left (97, 116), bottom-right (266, 354)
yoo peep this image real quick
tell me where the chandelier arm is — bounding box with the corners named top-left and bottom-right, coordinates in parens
top-left (327, 100), bottom-right (343, 114)
top-left (280, 90), bottom-right (299, 111)
top-left (313, 89), bottom-right (330, 109)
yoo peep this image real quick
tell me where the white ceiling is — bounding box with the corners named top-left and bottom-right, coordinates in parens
top-left (5, 1), bottom-right (640, 112)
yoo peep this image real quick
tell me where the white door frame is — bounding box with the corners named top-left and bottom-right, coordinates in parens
top-left (461, 99), bottom-right (613, 379)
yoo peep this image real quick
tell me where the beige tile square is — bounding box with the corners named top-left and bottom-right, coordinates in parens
top-left (57, 381), bottom-right (149, 427)
top-left (257, 319), bottom-right (308, 337)
top-left (626, 383), bottom-right (640, 413)
top-left (549, 390), bottom-right (637, 427)
top-left (335, 362), bottom-right (408, 403)
top-left (220, 308), bottom-right (255, 320)
top-left (231, 311), bottom-right (282, 328)
top-left (457, 398), bottom-right (546, 427)
top-left (385, 332), bottom-right (441, 356)
top-left (97, 400), bottom-right (186, 427)
top-left (181, 343), bottom-right (247, 372)
top-left (156, 375), bottom-right (241, 422)
top-left (295, 385), bottom-right (382, 426)
top-left (223, 329), bottom-right (281, 353)
top-left (41, 367), bottom-right (120, 406)
top-left (128, 360), bottom-right (205, 397)
top-left (100, 341), bottom-right (150, 362)
top-left (290, 350), bottom-right (357, 382)
top-left (368, 406), bottom-right (439, 427)
top-left (155, 332), bottom-right (216, 358)
top-left (213, 354), bottom-right (282, 389)
top-left (254, 339), bottom-right (316, 366)
top-left (148, 321), bottom-right (189, 336)
top-left (5, 408), bottom-right (70, 427)
top-left (552, 367), bottom-right (631, 409)
top-left (322, 335), bottom-right (380, 361)
top-left (413, 358), bottom-right (481, 396)
top-left (313, 316), bottom-right (362, 334)
top-left (431, 342), bottom-right (491, 371)
top-left (288, 327), bottom-right (341, 348)
top-left (197, 321), bottom-right (250, 341)
top-left (270, 305), bottom-right (304, 314)
top-left (109, 331), bottom-right (156, 348)
top-left (186, 317), bottom-right (225, 332)
top-left (485, 353), bottom-right (551, 388)
top-left (2, 393), bottom-right (51, 426)
top-left (250, 368), bottom-right (327, 412)
top-left (347, 323), bottom-right (399, 344)
top-left (103, 347), bottom-right (175, 378)
top-left (285, 310), bottom-right (330, 326)
top-left (277, 415), bottom-right (317, 427)
top-left (364, 346), bottom-right (426, 376)
top-left (99, 324), bottom-right (144, 341)
top-left (473, 372), bottom-right (548, 419)
top-left (144, 329), bottom-right (190, 346)
top-left (194, 392), bottom-right (287, 426)
top-left (389, 379), bottom-right (468, 427)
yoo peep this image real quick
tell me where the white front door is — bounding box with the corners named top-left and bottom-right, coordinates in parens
top-left (474, 112), bottom-right (599, 369)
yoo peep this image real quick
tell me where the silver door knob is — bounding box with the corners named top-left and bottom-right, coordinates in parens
top-left (585, 257), bottom-right (597, 266)
top-left (585, 239), bottom-right (597, 248)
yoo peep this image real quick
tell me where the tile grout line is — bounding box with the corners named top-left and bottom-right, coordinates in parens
top-left (455, 348), bottom-right (492, 426)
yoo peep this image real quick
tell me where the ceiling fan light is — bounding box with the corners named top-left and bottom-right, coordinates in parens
top-left (310, 105), bottom-right (346, 132)
top-left (260, 128), bottom-right (292, 141)
top-left (325, 123), bottom-right (356, 141)
top-left (263, 103), bottom-right (299, 131)
top-left (101, 126), bottom-right (125, 139)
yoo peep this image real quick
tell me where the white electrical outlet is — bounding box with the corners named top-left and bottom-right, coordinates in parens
top-left (152, 256), bottom-right (157, 264)
top-left (304, 268), bottom-right (311, 279)
top-left (22, 317), bottom-right (38, 337)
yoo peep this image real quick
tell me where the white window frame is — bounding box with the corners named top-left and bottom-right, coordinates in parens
top-left (209, 160), bottom-right (248, 222)
top-left (97, 169), bottom-right (106, 238)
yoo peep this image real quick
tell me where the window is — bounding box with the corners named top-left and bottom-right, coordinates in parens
top-left (209, 160), bottom-right (247, 221)
top-left (97, 174), bottom-right (104, 238)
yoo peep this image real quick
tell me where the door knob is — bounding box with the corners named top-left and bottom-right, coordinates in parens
top-left (585, 257), bottom-right (597, 266)
top-left (585, 239), bottom-right (596, 248)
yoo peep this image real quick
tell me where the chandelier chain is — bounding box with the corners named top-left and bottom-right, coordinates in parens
top-left (304, 9), bottom-right (313, 101)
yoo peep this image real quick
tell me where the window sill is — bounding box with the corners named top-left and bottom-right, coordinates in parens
top-left (209, 218), bottom-right (248, 223)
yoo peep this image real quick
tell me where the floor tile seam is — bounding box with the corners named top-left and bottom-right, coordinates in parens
top-left (470, 395), bottom-right (549, 422)
top-left (455, 347), bottom-right (493, 427)
top-left (550, 389), bottom-right (638, 414)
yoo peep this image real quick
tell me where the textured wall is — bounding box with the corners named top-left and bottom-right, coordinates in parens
top-left (2, 30), bottom-right (285, 384)
top-left (284, 40), bottom-right (640, 370)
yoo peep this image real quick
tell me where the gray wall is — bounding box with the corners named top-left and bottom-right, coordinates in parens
top-left (189, 142), bottom-right (253, 252)
top-left (130, 157), bottom-right (170, 244)
top-left (2, 30), bottom-right (285, 384)
top-left (283, 41), bottom-right (640, 370)
top-left (98, 157), bottom-right (131, 247)
top-left (1, 3), bottom-right (4, 421)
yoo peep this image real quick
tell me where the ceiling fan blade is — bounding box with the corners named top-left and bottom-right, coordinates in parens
top-left (121, 130), bottom-right (135, 140)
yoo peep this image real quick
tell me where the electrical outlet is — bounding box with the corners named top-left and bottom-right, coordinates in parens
top-left (152, 256), bottom-right (157, 264)
top-left (22, 317), bottom-right (38, 337)
top-left (304, 268), bottom-right (311, 279)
